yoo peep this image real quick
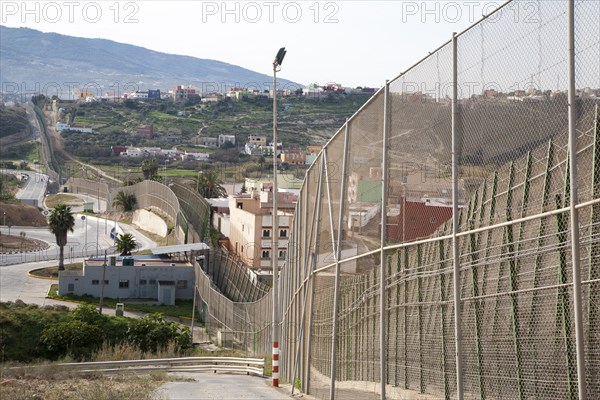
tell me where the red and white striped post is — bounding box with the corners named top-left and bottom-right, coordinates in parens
top-left (272, 341), bottom-right (279, 387)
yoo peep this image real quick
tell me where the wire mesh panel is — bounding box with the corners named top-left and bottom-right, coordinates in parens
top-left (343, 92), bottom-right (385, 257)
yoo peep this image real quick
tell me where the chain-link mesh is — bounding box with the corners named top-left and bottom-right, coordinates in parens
top-left (266, 1), bottom-right (599, 399)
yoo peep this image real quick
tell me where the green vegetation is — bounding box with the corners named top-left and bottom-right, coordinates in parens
top-left (194, 170), bottom-right (227, 198)
top-left (0, 107), bottom-right (29, 138)
top-left (114, 232), bottom-right (138, 255)
top-left (61, 94), bottom-right (369, 157)
top-left (0, 301), bottom-right (66, 361)
top-left (0, 302), bottom-right (191, 362)
top-left (112, 190), bottom-right (137, 211)
top-left (0, 142), bottom-right (37, 161)
top-left (48, 204), bottom-right (75, 271)
top-left (141, 158), bottom-right (159, 180)
top-left (0, 173), bottom-right (20, 202)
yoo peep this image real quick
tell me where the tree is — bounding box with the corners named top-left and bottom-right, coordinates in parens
top-left (48, 204), bottom-right (75, 271)
top-left (194, 170), bottom-right (227, 199)
top-left (127, 313), bottom-right (191, 353)
top-left (112, 190), bottom-right (137, 212)
top-left (115, 233), bottom-right (138, 255)
top-left (141, 158), bottom-right (158, 180)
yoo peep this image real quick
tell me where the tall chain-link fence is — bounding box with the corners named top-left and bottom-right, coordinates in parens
top-left (170, 183), bottom-right (212, 244)
top-left (272, 1), bottom-right (599, 399)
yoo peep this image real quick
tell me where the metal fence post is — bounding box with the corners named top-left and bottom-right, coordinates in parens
top-left (379, 80), bottom-right (390, 399)
top-left (329, 121), bottom-right (351, 399)
top-left (567, 1), bottom-right (587, 398)
top-left (451, 31), bottom-right (465, 400)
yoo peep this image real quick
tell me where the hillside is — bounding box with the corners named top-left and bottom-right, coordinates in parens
top-left (0, 107), bottom-right (30, 138)
top-left (58, 93), bottom-right (371, 158)
top-left (0, 26), bottom-right (298, 95)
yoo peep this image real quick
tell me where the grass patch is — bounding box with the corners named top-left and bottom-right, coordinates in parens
top-left (45, 194), bottom-right (84, 208)
top-left (47, 286), bottom-right (200, 320)
top-left (31, 263), bottom-right (83, 279)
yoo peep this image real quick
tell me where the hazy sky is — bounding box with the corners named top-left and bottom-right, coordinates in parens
top-left (2, 1), bottom-right (508, 87)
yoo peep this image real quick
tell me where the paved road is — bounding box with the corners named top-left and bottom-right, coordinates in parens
top-left (158, 373), bottom-right (299, 400)
top-left (0, 220), bottom-right (157, 305)
top-left (0, 217), bottom-right (156, 266)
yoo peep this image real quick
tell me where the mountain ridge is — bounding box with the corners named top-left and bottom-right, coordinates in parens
top-left (0, 26), bottom-right (300, 98)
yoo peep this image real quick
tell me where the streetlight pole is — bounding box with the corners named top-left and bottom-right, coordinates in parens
top-left (81, 215), bottom-right (87, 258)
top-left (271, 46), bottom-right (286, 388)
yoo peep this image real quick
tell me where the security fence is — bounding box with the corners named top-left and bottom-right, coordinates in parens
top-left (67, 178), bottom-right (111, 202)
top-left (271, 1), bottom-right (599, 399)
top-left (170, 183), bottom-right (212, 245)
top-left (108, 180), bottom-right (184, 243)
top-left (200, 249), bottom-right (270, 303)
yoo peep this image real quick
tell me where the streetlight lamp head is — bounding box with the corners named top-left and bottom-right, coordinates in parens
top-left (274, 47), bottom-right (287, 67)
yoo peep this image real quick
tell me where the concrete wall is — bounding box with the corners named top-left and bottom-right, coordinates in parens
top-left (132, 209), bottom-right (168, 237)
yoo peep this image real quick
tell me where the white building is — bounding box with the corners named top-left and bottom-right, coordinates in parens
top-left (218, 134), bottom-right (236, 147)
top-left (55, 122), bottom-right (93, 134)
top-left (56, 122), bottom-right (69, 132)
top-left (228, 191), bottom-right (296, 272)
top-left (182, 152), bottom-right (210, 161)
top-left (58, 255), bottom-right (195, 305)
top-left (128, 91), bottom-right (149, 99)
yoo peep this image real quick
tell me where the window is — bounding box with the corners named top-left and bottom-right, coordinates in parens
top-left (119, 280), bottom-right (129, 288)
top-left (67, 283), bottom-right (74, 292)
top-left (91, 280), bottom-right (99, 285)
top-left (149, 279), bottom-right (157, 285)
top-left (262, 229), bottom-right (271, 238)
top-left (140, 279), bottom-right (147, 285)
top-left (279, 250), bottom-right (286, 259)
top-left (279, 229), bottom-right (287, 238)
top-left (104, 280), bottom-right (109, 285)
top-left (262, 250), bottom-right (270, 259)
top-left (177, 280), bottom-right (187, 289)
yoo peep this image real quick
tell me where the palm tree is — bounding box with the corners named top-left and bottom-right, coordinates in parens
top-left (194, 170), bottom-right (227, 199)
top-left (141, 158), bottom-right (158, 180)
top-left (112, 191), bottom-right (137, 212)
top-left (48, 204), bottom-right (75, 271)
top-left (115, 233), bottom-right (138, 256)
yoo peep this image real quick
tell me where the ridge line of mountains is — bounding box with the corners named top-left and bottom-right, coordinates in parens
top-left (0, 26), bottom-right (300, 99)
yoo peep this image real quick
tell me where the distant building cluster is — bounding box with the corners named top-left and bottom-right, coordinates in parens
top-left (55, 122), bottom-right (93, 134)
top-left (110, 145), bottom-right (209, 161)
top-left (241, 135), bottom-right (322, 165)
top-left (76, 81), bottom-right (380, 104)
